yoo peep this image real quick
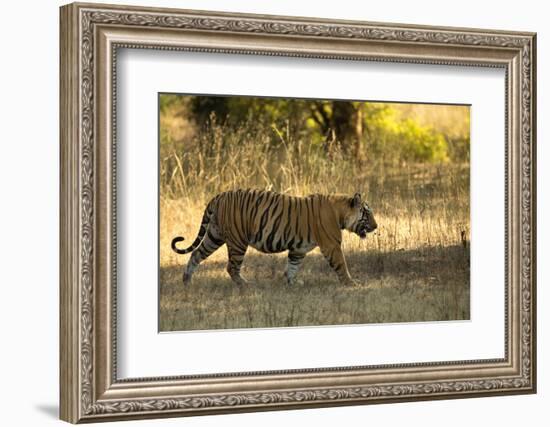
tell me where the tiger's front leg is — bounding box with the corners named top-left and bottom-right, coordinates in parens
top-left (320, 244), bottom-right (358, 286)
top-left (285, 251), bottom-right (306, 285)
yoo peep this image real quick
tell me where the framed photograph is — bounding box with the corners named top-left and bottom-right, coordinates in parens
top-left (60, 2), bottom-right (536, 423)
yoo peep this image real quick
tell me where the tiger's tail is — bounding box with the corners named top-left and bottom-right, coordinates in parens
top-left (171, 198), bottom-right (216, 255)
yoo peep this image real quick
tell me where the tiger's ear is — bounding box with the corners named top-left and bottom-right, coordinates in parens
top-left (350, 192), bottom-right (362, 208)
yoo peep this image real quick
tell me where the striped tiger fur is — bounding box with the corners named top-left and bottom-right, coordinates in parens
top-left (171, 189), bottom-right (377, 286)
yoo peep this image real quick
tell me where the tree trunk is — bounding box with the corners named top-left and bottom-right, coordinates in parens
top-left (331, 102), bottom-right (364, 161)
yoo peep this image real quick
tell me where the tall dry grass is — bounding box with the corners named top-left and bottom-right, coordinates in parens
top-left (159, 118), bottom-right (470, 331)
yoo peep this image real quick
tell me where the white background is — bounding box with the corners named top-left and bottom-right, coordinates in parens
top-left (118, 50), bottom-right (504, 377)
top-left (0, 0), bottom-right (545, 426)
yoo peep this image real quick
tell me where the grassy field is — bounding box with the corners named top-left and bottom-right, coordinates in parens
top-left (159, 164), bottom-right (470, 331)
top-left (160, 244), bottom-right (469, 331)
top-left (159, 99), bottom-right (470, 332)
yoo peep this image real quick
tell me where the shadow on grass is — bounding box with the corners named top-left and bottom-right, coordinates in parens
top-left (161, 244), bottom-right (468, 286)
top-left (160, 244), bottom-right (469, 331)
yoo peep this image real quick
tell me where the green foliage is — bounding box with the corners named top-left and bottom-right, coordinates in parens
top-left (160, 94), bottom-right (469, 168)
top-left (367, 107), bottom-right (450, 164)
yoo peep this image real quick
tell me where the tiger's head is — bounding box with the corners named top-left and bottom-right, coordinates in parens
top-left (344, 193), bottom-right (378, 239)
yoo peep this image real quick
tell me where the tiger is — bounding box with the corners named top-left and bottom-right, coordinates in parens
top-left (171, 189), bottom-right (377, 286)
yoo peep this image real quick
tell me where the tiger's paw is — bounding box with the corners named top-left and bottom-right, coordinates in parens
top-left (286, 278), bottom-right (304, 287)
top-left (343, 278), bottom-right (360, 287)
top-left (231, 276), bottom-right (252, 287)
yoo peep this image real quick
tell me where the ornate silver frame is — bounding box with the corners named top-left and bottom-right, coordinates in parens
top-left (60, 2), bottom-right (536, 423)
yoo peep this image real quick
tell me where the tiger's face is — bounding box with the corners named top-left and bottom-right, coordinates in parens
top-left (345, 193), bottom-right (378, 239)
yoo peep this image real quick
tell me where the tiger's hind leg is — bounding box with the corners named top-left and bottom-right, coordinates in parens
top-left (285, 251), bottom-right (306, 285)
top-left (183, 226), bottom-right (224, 285)
top-left (226, 242), bottom-right (249, 286)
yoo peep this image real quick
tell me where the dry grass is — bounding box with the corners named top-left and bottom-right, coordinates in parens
top-left (160, 243), bottom-right (469, 331)
top-left (159, 163), bottom-right (470, 331)
top-left (159, 105), bottom-right (470, 331)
